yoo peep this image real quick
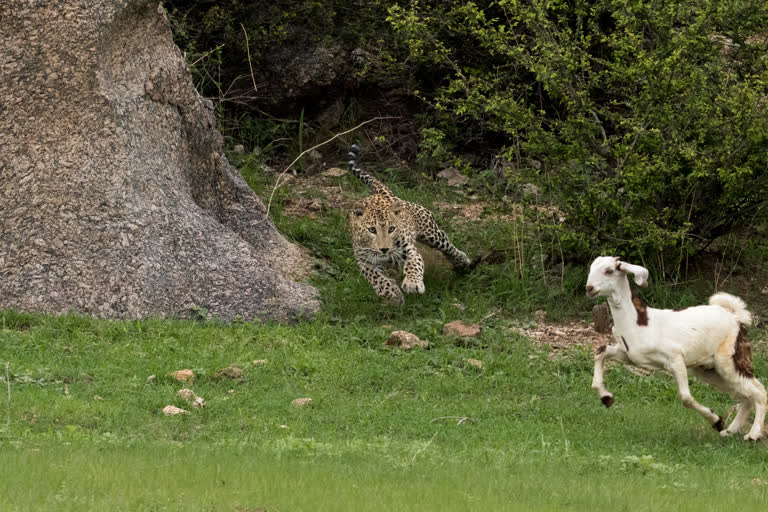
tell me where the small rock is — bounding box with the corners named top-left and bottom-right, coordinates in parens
top-left (322, 167), bottom-right (347, 178)
top-left (308, 198), bottom-right (323, 211)
top-left (62, 346), bottom-right (73, 353)
top-left (214, 366), bottom-right (244, 381)
top-left (383, 330), bottom-right (429, 350)
top-left (177, 388), bottom-right (205, 408)
top-left (93, 395), bottom-right (103, 400)
top-left (308, 149), bottom-right (323, 161)
top-left (465, 358), bottom-right (483, 369)
top-left (452, 302), bottom-right (466, 311)
top-left (761, 287), bottom-right (768, 295)
top-left (232, 144), bottom-right (245, 154)
top-left (437, 167), bottom-right (469, 187)
top-left (146, 374), bottom-right (156, 383)
top-left (162, 405), bottom-right (189, 416)
top-left (280, 424), bottom-right (289, 429)
top-left (168, 369), bottom-right (194, 384)
top-left (260, 163), bottom-right (277, 173)
top-left (442, 320), bottom-right (482, 339)
top-left (534, 309), bottom-right (547, 324)
top-left (253, 359), bottom-right (268, 365)
top-left (522, 183), bottom-right (540, 196)
top-left (526, 159), bottom-right (542, 170)
top-left (292, 397), bottom-right (313, 407)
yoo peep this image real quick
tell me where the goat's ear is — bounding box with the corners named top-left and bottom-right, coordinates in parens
top-left (617, 261), bottom-right (649, 287)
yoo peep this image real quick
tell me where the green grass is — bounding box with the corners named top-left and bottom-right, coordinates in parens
top-left (3, 159), bottom-right (768, 510)
top-left (2, 312), bottom-right (768, 510)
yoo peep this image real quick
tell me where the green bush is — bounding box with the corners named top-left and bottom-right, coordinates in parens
top-left (386, 0), bottom-right (768, 265)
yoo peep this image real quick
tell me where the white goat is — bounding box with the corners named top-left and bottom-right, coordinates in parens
top-left (586, 256), bottom-right (766, 440)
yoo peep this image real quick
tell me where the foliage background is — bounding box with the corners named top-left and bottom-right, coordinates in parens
top-left (166, 0), bottom-right (768, 270)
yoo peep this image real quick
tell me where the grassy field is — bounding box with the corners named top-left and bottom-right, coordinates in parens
top-left (3, 159), bottom-right (768, 511)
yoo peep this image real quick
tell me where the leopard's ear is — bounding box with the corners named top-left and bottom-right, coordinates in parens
top-left (392, 199), bottom-right (404, 216)
top-left (351, 200), bottom-right (366, 217)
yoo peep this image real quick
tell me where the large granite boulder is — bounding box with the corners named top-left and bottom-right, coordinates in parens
top-left (0, 0), bottom-right (319, 321)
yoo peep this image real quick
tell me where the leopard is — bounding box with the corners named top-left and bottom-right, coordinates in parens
top-left (346, 144), bottom-right (471, 305)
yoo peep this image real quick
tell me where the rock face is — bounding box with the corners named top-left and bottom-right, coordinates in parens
top-left (0, 1), bottom-right (319, 321)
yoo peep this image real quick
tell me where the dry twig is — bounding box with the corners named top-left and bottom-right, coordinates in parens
top-left (240, 23), bottom-right (258, 94)
top-left (4, 362), bottom-right (9, 431)
top-left (410, 431), bottom-right (439, 464)
top-left (262, 116), bottom-right (400, 222)
top-left (429, 416), bottom-right (475, 425)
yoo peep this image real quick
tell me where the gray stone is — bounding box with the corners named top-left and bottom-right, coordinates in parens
top-left (0, 0), bottom-right (319, 322)
top-left (436, 167), bottom-right (468, 187)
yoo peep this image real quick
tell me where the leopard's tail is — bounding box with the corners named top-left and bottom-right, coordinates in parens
top-left (347, 144), bottom-right (390, 195)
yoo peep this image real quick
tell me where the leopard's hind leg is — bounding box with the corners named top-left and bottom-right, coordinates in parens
top-left (412, 207), bottom-right (470, 269)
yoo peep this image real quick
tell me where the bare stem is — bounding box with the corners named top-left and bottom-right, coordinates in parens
top-left (262, 116), bottom-right (400, 222)
top-left (240, 23), bottom-right (258, 94)
top-left (4, 362), bottom-right (9, 431)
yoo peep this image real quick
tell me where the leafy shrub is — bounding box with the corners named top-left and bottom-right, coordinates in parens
top-left (386, 0), bottom-right (768, 265)
top-left (166, 0), bottom-right (768, 268)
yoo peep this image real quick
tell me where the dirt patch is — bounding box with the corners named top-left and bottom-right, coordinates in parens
top-left (279, 167), bottom-right (357, 217)
top-left (511, 320), bottom-right (614, 353)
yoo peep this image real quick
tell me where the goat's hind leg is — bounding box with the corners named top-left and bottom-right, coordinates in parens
top-left (711, 354), bottom-right (767, 441)
top-left (670, 358), bottom-right (723, 431)
top-left (691, 367), bottom-right (752, 437)
top-left (728, 376), bottom-right (766, 441)
top-left (746, 378), bottom-right (767, 441)
top-left (592, 344), bottom-right (628, 408)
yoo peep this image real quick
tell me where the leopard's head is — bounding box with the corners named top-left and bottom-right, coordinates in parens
top-left (349, 197), bottom-right (404, 261)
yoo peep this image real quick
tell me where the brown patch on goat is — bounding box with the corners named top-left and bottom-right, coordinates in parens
top-left (596, 345), bottom-right (607, 354)
top-left (630, 292), bottom-right (649, 326)
top-left (712, 416), bottom-right (724, 432)
top-left (733, 323), bottom-right (754, 378)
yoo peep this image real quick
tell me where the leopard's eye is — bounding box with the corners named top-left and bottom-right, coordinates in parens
top-left (368, 227), bottom-right (376, 234)
top-left (388, 226), bottom-right (396, 234)
top-left (605, 268), bottom-right (614, 275)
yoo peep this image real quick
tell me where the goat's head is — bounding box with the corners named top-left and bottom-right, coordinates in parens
top-left (586, 256), bottom-right (649, 298)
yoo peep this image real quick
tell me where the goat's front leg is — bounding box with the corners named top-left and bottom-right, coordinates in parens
top-left (592, 344), bottom-right (628, 407)
top-left (669, 357), bottom-right (723, 431)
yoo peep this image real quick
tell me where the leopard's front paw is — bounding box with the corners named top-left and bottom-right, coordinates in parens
top-left (401, 278), bottom-right (425, 295)
top-left (377, 280), bottom-right (405, 305)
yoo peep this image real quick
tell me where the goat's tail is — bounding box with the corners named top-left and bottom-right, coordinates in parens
top-left (709, 292), bottom-right (752, 326)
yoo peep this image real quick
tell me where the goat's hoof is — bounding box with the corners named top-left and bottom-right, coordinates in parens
top-left (712, 417), bottom-right (724, 432)
top-left (601, 395), bottom-right (614, 408)
top-left (744, 433), bottom-right (763, 442)
top-left (719, 430), bottom-right (734, 438)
